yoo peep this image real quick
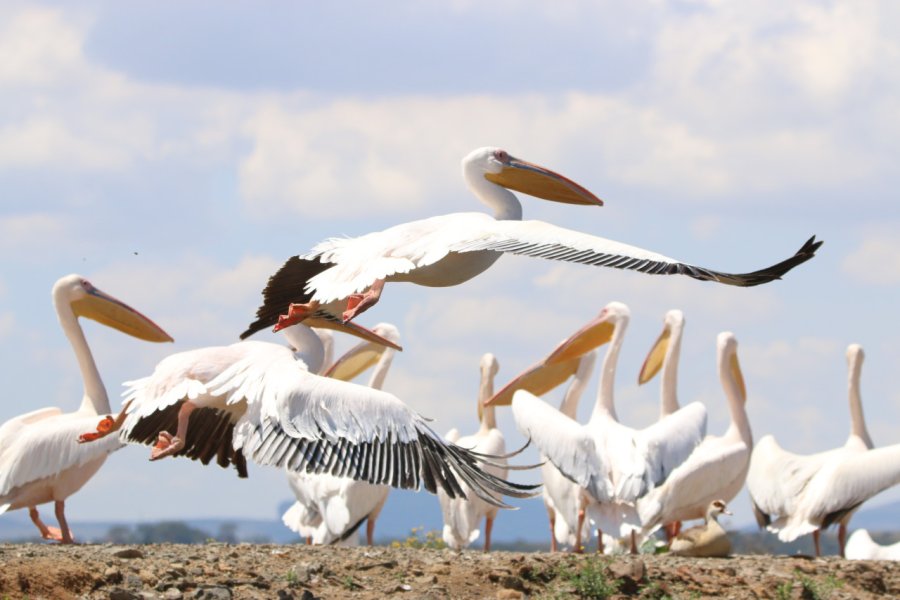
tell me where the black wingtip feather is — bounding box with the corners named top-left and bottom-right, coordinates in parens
top-left (240, 255), bottom-right (333, 340)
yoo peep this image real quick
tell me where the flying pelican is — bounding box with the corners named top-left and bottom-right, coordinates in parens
top-left (668, 499), bottom-right (733, 558)
top-left (241, 147), bottom-right (821, 337)
top-left (282, 323), bottom-right (399, 546)
top-left (0, 274), bottom-right (172, 543)
top-left (747, 344), bottom-right (874, 556)
top-left (637, 331), bottom-right (752, 543)
top-left (80, 321), bottom-right (536, 507)
top-left (845, 529), bottom-right (900, 560)
top-left (437, 353), bottom-right (508, 551)
top-left (488, 302), bottom-right (707, 554)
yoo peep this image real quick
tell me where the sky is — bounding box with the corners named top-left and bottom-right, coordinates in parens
top-left (2, 0), bottom-right (900, 542)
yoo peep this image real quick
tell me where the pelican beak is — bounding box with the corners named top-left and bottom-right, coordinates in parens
top-left (486, 356), bottom-right (582, 406)
top-left (723, 508), bottom-right (734, 516)
top-left (72, 286), bottom-right (173, 343)
top-left (545, 313), bottom-right (616, 365)
top-left (305, 317), bottom-right (402, 352)
top-left (638, 326), bottom-right (671, 385)
top-left (730, 352), bottom-right (747, 403)
top-left (484, 156), bottom-right (603, 206)
top-left (324, 339), bottom-right (386, 381)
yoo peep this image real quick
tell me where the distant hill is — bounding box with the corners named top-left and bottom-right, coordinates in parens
top-left (4, 494), bottom-right (900, 548)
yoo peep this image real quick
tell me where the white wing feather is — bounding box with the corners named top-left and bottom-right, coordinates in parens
top-left (512, 390), bottom-right (612, 503)
top-left (0, 412), bottom-right (122, 497)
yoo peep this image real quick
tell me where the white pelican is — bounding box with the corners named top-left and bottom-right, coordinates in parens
top-left (668, 499), bottom-right (732, 558)
top-left (0, 274), bottom-right (172, 543)
top-left (747, 344), bottom-right (874, 556)
top-left (637, 331), bottom-right (752, 542)
top-left (845, 529), bottom-right (900, 560)
top-left (81, 320), bottom-right (536, 506)
top-left (488, 302), bottom-right (707, 554)
top-left (437, 353), bottom-right (508, 551)
top-left (540, 352), bottom-right (597, 552)
top-left (241, 147), bottom-right (821, 337)
top-left (282, 323), bottom-right (398, 546)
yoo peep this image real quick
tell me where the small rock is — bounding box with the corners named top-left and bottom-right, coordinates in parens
top-left (499, 575), bottom-right (527, 593)
top-left (192, 587), bottom-right (232, 600)
top-left (416, 575), bottom-right (437, 585)
top-left (105, 567), bottom-right (124, 584)
top-left (496, 591), bottom-right (524, 600)
top-left (113, 548), bottom-right (146, 559)
top-left (109, 589), bottom-right (141, 600)
top-left (162, 589), bottom-right (183, 600)
top-left (125, 574), bottom-right (144, 589)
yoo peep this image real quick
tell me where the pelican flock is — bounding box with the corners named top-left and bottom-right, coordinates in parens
top-left (15, 145), bottom-right (898, 563)
top-left (747, 344), bottom-right (900, 557)
top-left (0, 274), bottom-right (172, 543)
top-left (489, 302), bottom-right (707, 553)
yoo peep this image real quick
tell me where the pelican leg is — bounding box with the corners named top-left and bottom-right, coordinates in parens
top-left (274, 301), bottom-right (321, 332)
top-left (305, 536), bottom-right (312, 545)
top-left (574, 509), bottom-right (585, 553)
top-left (664, 521), bottom-right (681, 542)
top-left (546, 506), bottom-right (558, 552)
top-left (366, 517), bottom-right (377, 546)
top-left (813, 529), bottom-right (821, 557)
top-left (29, 507), bottom-right (63, 542)
top-left (342, 279), bottom-right (385, 322)
top-left (597, 529), bottom-right (604, 554)
top-left (78, 400), bottom-right (133, 443)
top-left (630, 530), bottom-right (638, 555)
top-left (838, 523), bottom-right (848, 558)
top-left (150, 401), bottom-right (196, 460)
top-left (55, 501), bottom-right (75, 544)
top-left (483, 516), bottom-right (494, 553)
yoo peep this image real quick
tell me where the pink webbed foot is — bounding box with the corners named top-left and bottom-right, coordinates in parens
top-left (274, 302), bottom-right (319, 332)
top-left (150, 431), bottom-right (185, 460)
top-left (342, 291), bottom-right (379, 322)
top-left (41, 526), bottom-right (64, 542)
top-left (77, 415), bottom-right (115, 443)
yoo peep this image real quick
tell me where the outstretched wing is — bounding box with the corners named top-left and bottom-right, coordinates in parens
top-left (451, 221), bottom-right (821, 287)
top-left (206, 349), bottom-right (537, 507)
top-left (511, 389), bottom-right (612, 503)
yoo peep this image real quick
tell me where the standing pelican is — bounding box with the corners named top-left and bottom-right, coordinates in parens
top-left (283, 323), bottom-right (399, 546)
top-left (845, 529), bottom-right (900, 560)
top-left (438, 353), bottom-right (508, 551)
top-left (488, 302), bottom-right (706, 553)
top-left (747, 344), bottom-right (873, 556)
top-left (637, 331), bottom-right (752, 542)
top-left (541, 351), bottom-right (597, 552)
top-left (241, 147), bottom-right (821, 337)
top-left (81, 321), bottom-right (536, 506)
top-left (0, 274), bottom-right (172, 543)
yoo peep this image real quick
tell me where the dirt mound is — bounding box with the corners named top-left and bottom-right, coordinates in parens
top-left (0, 543), bottom-right (896, 599)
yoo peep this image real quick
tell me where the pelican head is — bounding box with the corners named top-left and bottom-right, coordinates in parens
top-left (464, 147), bottom-right (603, 206)
top-left (847, 343), bottom-right (864, 364)
top-left (544, 301), bottom-right (629, 365)
top-left (717, 331), bottom-right (746, 404)
top-left (484, 302), bottom-right (629, 407)
top-left (638, 309), bottom-right (685, 385)
top-left (323, 322), bottom-right (400, 381)
top-left (478, 352), bottom-right (500, 420)
top-left (53, 274), bottom-right (173, 343)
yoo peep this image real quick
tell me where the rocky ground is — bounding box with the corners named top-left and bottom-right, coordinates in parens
top-left (0, 543), bottom-right (897, 600)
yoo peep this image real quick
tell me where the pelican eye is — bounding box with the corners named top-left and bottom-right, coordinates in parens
top-left (493, 149), bottom-right (510, 163)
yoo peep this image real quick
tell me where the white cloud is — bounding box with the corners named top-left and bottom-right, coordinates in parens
top-left (842, 234), bottom-right (900, 285)
top-left (0, 8), bottom-right (89, 87)
top-left (0, 213), bottom-right (69, 256)
top-left (0, 312), bottom-right (12, 340)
